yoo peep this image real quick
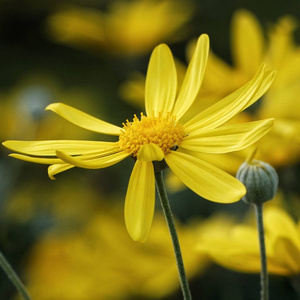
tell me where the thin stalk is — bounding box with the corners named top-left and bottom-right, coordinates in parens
top-left (155, 170), bottom-right (192, 300)
top-left (0, 252), bottom-right (32, 300)
top-left (254, 203), bottom-right (269, 300)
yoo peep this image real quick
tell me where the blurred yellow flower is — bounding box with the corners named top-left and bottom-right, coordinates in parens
top-left (46, 0), bottom-right (193, 56)
top-left (196, 205), bottom-right (300, 276)
top-left (23, 207), bottom-right (207, 300)
top-left (3, 34), bottom-right (275, 242)
top-left (201, 10), bottom-right (300, 167)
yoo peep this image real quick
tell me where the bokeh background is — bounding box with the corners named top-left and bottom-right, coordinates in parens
top-left (1, 0), bottom-right (300, 299)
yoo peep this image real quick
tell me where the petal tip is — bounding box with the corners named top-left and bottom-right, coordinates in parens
top-left (45, 103), bottom-right (57, 111)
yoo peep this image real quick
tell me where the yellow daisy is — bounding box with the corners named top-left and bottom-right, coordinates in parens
top-left (3, 34), bottom-right (275, 242)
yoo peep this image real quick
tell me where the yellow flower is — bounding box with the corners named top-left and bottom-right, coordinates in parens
top-left (23, 208), bottom-right (207, 300)
top-left (121, 10), bottom-right (300, 169)
top-left (3, 34), bottom-right (275, 242)
top-left (197, 205), bottom-right (300, 276)
top-left (46, 0), bottom-right (193, 56)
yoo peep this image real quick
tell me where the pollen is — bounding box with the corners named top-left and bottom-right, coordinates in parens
top-left (119, 113), bottom-right (185, 157)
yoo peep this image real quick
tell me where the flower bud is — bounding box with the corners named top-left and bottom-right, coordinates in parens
top-left (236, 160), bottom-right (278, 205)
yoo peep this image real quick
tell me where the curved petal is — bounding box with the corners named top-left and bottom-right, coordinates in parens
top-left (172, 34), bottom-right (209, 119)
top-left (165, 151), bottom-right (246, 203)
top-left (137, 143), bottom-right (164, 162)
top-left (56, 150), bottom-right (129, 169)
top-left (46, 103), bottom-right (122, 135)
top-left (184, 65), bottom-right (276, 132)
top-left (48, 164), bottom-right (75, 180)
top-left (145, 44), bottom-right (177, 117)
top-left (125, 160), bottom-right (155, 242)
top-left (3, 140), bottom-right (118, 156)
top-left (232, 10), bottom-right (264, 76)
top-left (180, 119), bottom-right (273, 153)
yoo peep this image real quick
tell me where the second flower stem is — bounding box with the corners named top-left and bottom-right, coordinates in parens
top-left (155, 170), bottom-right (192, 300)
top-left (0, 252), bottom-right (32, 300)
top-left (254, 203), bottom-right (268, 300)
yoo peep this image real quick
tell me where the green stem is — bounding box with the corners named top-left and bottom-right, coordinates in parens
top-left (0, 252), bottom-right (32, 300)
top-left (254, 203), bottom-right (268, 300)
top-left (155, 170), bottom-right (192, 300)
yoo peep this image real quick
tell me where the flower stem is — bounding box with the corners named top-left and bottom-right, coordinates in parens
top-left (254, 203), bottom-right (268, 300)
top-left (154, 170), bottom-right (192, 300)
top-left (0, 252), bottom-right (32, 300)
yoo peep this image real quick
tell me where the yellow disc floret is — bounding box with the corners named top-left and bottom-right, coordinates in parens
top-left (119, 113), bottom-right (185, 157)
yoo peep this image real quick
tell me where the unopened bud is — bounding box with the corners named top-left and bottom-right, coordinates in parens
top-left (236, 160), bottom-right (278, 205)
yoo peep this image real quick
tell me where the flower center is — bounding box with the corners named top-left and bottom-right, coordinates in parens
top-left (119, 113), bottom-right (185, 157)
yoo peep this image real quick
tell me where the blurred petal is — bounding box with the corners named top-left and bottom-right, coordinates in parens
top-left (137, 143), bottom-right (164, 162)
top-left (145, 44), bottom-right (177, 116)
top-left (180, 119), bottom-right (273, 153)
top-left (184, 65), bottom-right (276, 132)
top-left (125, 160), bottom-right (155, 242)
top-left (264, 207), bottom-right (300, 249)
top-left (273, 237), bottom-right (300, 273)
top-left (232, 10), bottom-right (264, 76)
top-left (46, 103), bottom-right (122, 135)
top-left (165, 151), bottom-right (246, 203)
top-left (201, 50), bottom-right (236, 94)
top-left (173, 34), bottom-right (209, 119)
top-left (197, 221), bottom-right (289, 275)
top-left (3, 140), bottom-right (118, 156)
top-left (56, 150), bottom-right (129, 169)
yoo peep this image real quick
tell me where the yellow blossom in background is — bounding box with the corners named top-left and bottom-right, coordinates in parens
top-left (46, 0), bottom-right (193, 56)
top-left (22, 206), bottom-right (207, 300)
top-left (196, 205), bottom-right (300, 276)
top-left (201, 9), bottom-right (300, 167)
top-left (3, 34), bottom-right (275, 242)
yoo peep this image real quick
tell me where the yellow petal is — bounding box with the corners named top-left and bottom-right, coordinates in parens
top-left (56, 150), bottom-right (129, 169)
top-left (9, 153), bottom-right (63, 164)
top-left (125, 160), bottom-right (155, 242)
top-left (165, 151), bottom-right (246, 203)
top-left (273, 237), bottom-right (300, 274)
top-left (48, 164), bottom-right (75, 180)
top-left (137, 143), bottom-right (164, 162)
top-left (180, 119), bottom-right (273, 153)
top-left (172, 34), bottom-right (209, 119)
top-left (145, 44), bottom-right (177, 117)
top-left (212, 250), bottom-right (263, 273)
top-left (3, 140), bottom-right (118, 156)
top-left (184, 65), bottom-right (276, 132)
top-left (264, 207), bottom-right (300, 249)
top-left (46, 103), bottom-right (122, 135)
top-left (232, 10), bottom-right (264, 76)
top-left (181, 149), bottom-right (243, 174)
